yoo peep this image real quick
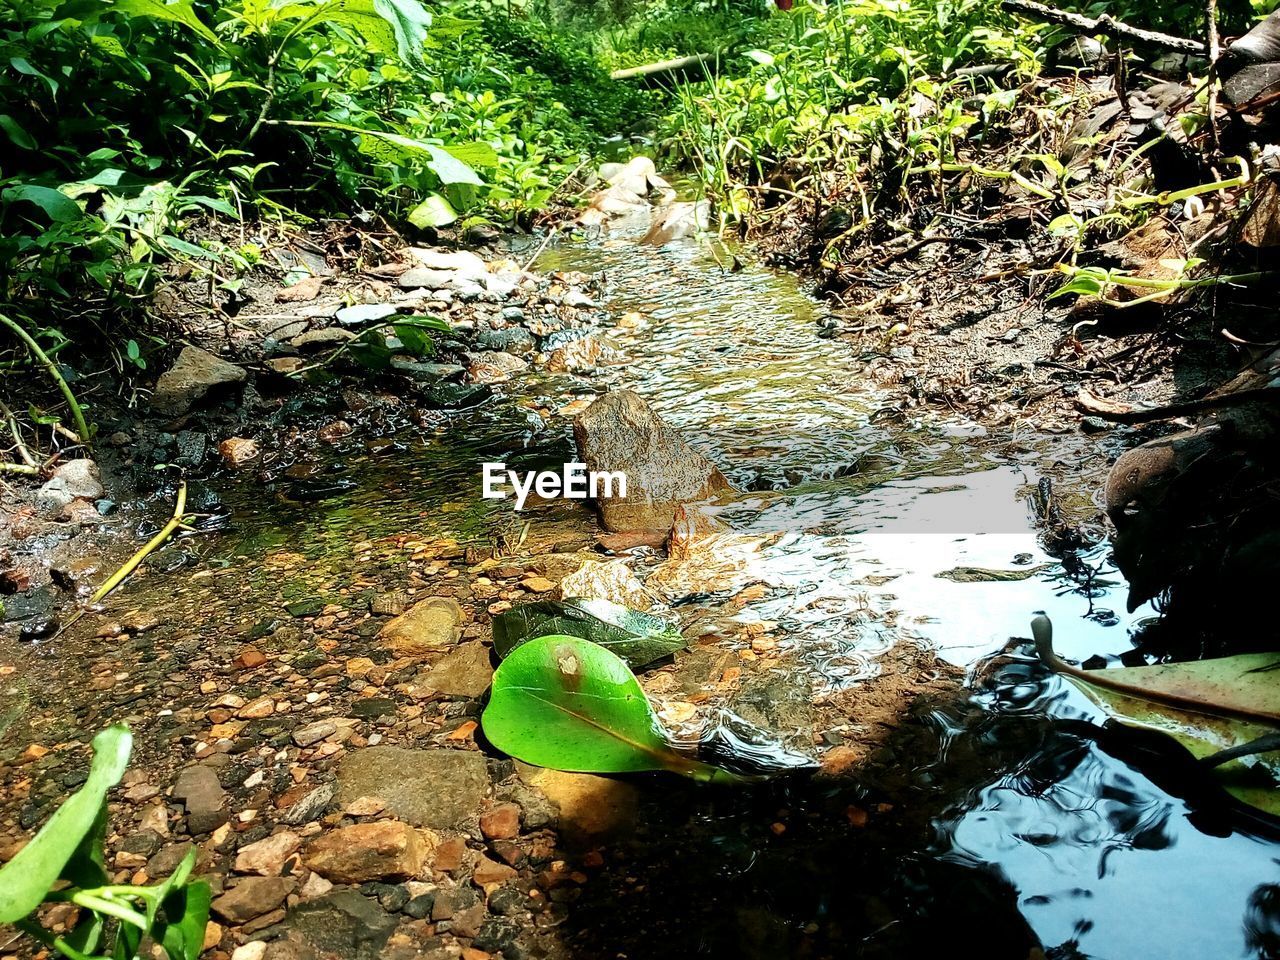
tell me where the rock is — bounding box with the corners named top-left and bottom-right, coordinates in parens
top-left (288, 890), bottom-right (398, 960)
top-left (478, 803), bottom-right (520, 840)
top-left (211, 876), bottom-right (297, 923)
top-left (728, 668), bottom-right (815, 751)
top-left (305, 821), bottom-right (432, 883)
top-left (1222, 9), bottom-right (1280, 73)
top-left (544, 335), bottom-right (622, 374)
top-left (292, 720), bottom-right (337, 747)
top-left (399, 267), bottom-right (462, 290)
top-left (35, 459), bottom-right (105, 517)
top-left (405, 247), bottom-right (489, 278)
top-left (281, 782), bottom-right (336, 826)
top-left (337, 747), bottom-right (488, 829)
top-left (264, 940), bottom-right (317, 960)
top-left (147, 842), bottom-right (195, 878)
top-left (152, 346), bottom-right (247, 416)
top-left (466, 351), bottom-right (529, 384)
top-left (276, 275), bottom-right (325, 302)
top-left (640, 200), bottom-right (711, 246)
top-left (218, 437), bottom-right (260, 467)
top-left (1222, 62), bottom-right (1280, 106)
top-left (49, 557), bottom-right (99, 596)
top-left (520, 766), bottom-right (638, 844)
top-left (234, 830), bottom-right (301, 875)
top-left (335, 303), bottom-right (398, 326)
top-left (520, 576), bottom-right (555, 593)
top-left (231, 943), bottom-right (267, 960)
top-left (379, 597), bottom-right (464, 657)
top-left (174, 429), bottom-right (208, 467)
top-left (474, 328), bottom-right (535, 355)
top-left (558, 559), bottom-right (657, 610)
top-left (472, 855), bottom-right (517, 887)
top-left (289, 328), bottom-right (356, 351)
top-left (266, 357), bottom-right (306, 375)
top-left (172, 765), bottom-right (227, 835)
top-left (418, 642), bottom-right (493, 698)
top-left (573, 389), bottom-right (733, 533)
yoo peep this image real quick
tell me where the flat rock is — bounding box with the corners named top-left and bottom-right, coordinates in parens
top-left (466, 351), bottom-right (529, 384)
top-left (405, 247), bottom-right (488, 278)
top-left (234, 830), bottom-right (301, 875)
top-left (287, 890), bottom-right (398, 960)
top-left (172, 765), bottom-right (227, 835)
top-left (519, 765), bottom-right (638, 845)
top-left (573, 389), bottom-right (733, 533)
top-left (417, 642), bottom-right (493, 698)
top-left (337, 747), bottom-right (488, 829)
top-left (1222, 62), bottom-right (1280, 105)
top-left (211, 876), bottom-right (296, 923)
top-left (379, 597), bottom-right (463, 657)
top-left (558, 559), bottom-right (657, 609)
top-left (305, 821), bottom-right (433, 883)
top-left (152, 346), bottom-right (246, 416)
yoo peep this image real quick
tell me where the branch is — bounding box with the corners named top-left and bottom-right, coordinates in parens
top-left (1002, 0), bottom-right (1207, 55)
top-left (1076, 385), bottom-right (1278, 423)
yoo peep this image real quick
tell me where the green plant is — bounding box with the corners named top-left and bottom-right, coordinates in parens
top-left (0, 725), bottom-right (211, 960)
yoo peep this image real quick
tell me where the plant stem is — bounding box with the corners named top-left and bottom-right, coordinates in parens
top-left (0, 462), bottom-right (39, 475)
top-left (0, 399), bottom-right (36, 466)
top-left (0, 313), bottom-right (92, 452)
top-left (89, 482), bottom-right (189, 605)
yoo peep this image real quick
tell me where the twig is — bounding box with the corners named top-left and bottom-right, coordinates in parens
top-left (0, 462), bottom-right (39, 475)
top-left (90, 482), bottom-right (190, 604)
top-left (1001, 0), bottom-right (1206, 55)
top-left (1206, 0), bottom-right (1221, 150)
top-left (0, 313), bottom-right (93, 452)
top-left (521, 226), bottom-right (559, 273)
top-left (0, 399), bottom-right (36, 467)
top-left (1076, 385), bottom-right (1278, 422)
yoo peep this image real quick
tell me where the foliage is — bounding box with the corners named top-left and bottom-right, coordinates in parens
top-left (483, 633), bottom-right (739, 780)
top-left (660, 0), bottom-right (1044, 224)
top-left (0, 725), bottom-right (211, 960)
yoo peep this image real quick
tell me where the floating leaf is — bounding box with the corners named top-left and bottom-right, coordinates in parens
top-left (1032, 616), bottom-right (1280, 813)
top-left (0, 725), bottom-right (132, 923)
top-left (492, 598), bottom-right (685, 670)
top-left (482, 635), bottom-right (728, 780)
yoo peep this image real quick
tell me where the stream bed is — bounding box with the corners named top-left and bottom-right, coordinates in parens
top-left (4, 212), bottom-right (1279, 959)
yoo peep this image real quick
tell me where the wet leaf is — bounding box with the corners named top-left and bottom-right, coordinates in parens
top-left (491, 599), bottom-right (685, 669)
top-left (482, 635), bottom-right (728, 780)
top-left (1033, 616), bottom-right (1280, 813)
top-left (0, 725), bottom-right (132, 922)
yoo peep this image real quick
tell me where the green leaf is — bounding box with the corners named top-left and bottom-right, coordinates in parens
top-left (0, 115), bottom-right (36, 150)
top-left (2, 184), bottom-right (83, 223)
top-left (372, 0), bottom-right (431, 65)
top-left (408, 193), bottom-right (457, 228)
top-left (482, 635), bottom-right (723, 779)
top-left (442, 142), bottom-right (500, 169)
top-left (112, 0), bottom-right (220, 44)
top-left (0, 725), bottom-right (132, 923)
top-left (493, 599), bottom-right (685, 670)
top-left (292, 0), bottom-right (430, 66)
top-left (157, 878), bottom-right (211, 960)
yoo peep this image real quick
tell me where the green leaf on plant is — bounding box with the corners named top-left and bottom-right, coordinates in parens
top-left (112, 0), bottom-right (220, 44)
top-left (408, 193), bottom-right (458, 228)
top-left (2, 184), bottom-right (82, 223)
top-left (482, 634), bottom-right (726, 779)
top-left (0, 114), bottom-right (36, 150)
top-left (0, 725), bottom-right (132, 923)
top-left (492, 599), bottom-right (685, 670)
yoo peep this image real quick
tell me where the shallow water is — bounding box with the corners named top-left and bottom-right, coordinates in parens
top-left (20, 210), bottom-right (1279, 958)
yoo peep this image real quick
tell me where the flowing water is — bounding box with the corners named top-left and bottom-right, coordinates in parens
top-left (11, 211), bottom-right (1280, 958)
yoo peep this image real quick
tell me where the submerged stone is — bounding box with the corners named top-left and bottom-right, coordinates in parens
top-left (336, 746), bottom-right (489, 829)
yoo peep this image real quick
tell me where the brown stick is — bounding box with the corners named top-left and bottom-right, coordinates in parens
top-left (1076, 385), bottom-right (1278, 423)
top-left (1001, 0), bottom-right (1206, 55)
top-left (1207, 0), bottom-right (1222, 149)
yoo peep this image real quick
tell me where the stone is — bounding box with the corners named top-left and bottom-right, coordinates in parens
top-left (292, 720), bottom-right (337, 747)
top-left (478, 803), bottom-right (520, 841)
top-left (520, 766), bottom-right (638, 844)
top-left (230, 943), bottom-right (267, 960)
top-left (379, 597), bottom-right (464, 657)
top-left (1222, 62), bottom-right (1280, 106)
top-left (465, 351), bottom-right (529, 384)
top-left (152, 346), bottom-right (247, 416)
top-left (558, 559), bottom-right (656, 610)
top-left (474, 328), bottom-right (534, 355)
top-left (405, 247), bottom-right (489, 278)
top-left (289, 328), bottom-right (355, 351)
top-left (305, 821), bottom-right (432, 883)
top-left (172, 765), bottom-right (227, 835)
top-left (234, 831), bottom-right (301, 875)
top-left (573, 389), bottom-right (733, 533)
top-left (472, 856), bottom-right (516, 887)
top-left (35, 459), bottom-right (105, 517)
top-left (418, 642), bottom-right (493, 698)
top-left (147, 843), bottom-right (195, 878)
top-left (337, 747), bottom-right (488, 829)
top-left (281, 782), bottom-right (336, 826)
top-left (545, 335), bottom-right (622, 374)
top-left (335, 303), bottom-right (398, 326)
top-left (288, 890), bottom-right (398, 960)
top-left (398, 267), bottom-right (462, 290)
top-left (211, 876), bottom-right (296, 923)
top-left (218, 438), bottom-right (260, 467)
top-left (264, 940), bottom-right (317, 960)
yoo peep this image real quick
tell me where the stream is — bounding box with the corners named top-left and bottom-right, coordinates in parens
top-left (7, 210), bottom-right (1280, 959)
